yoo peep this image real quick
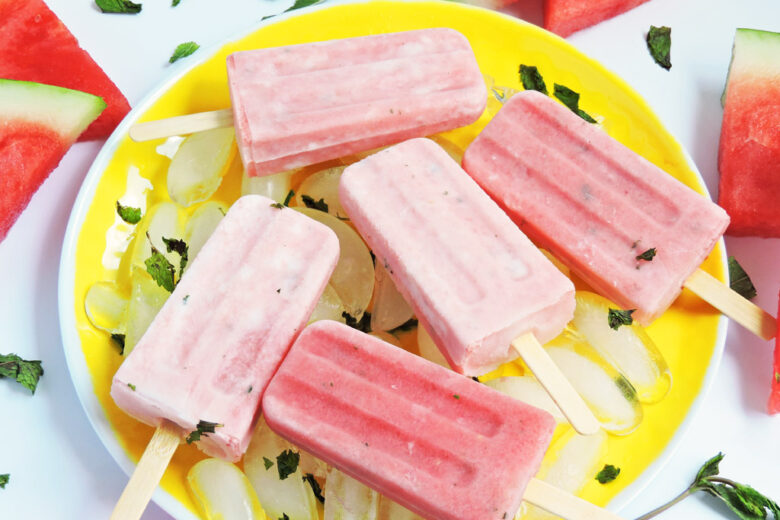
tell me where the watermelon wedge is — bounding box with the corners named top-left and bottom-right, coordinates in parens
top-left (770, 291), bottom-right (780, 415)
top-left (0, 79), bottom-right (105, 242)
top-left (0, 0), bottom-right (130, 141)
top-left (544, 0), bottom-right (651, 37)
top-left (718, 29), bottom-right (780, 238)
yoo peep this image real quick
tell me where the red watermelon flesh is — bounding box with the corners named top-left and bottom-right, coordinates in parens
top-left (770, 291), bottom-right (780, 415)
top-left (0, 0), bottom-right (130, 141)
top-left (0, 79), bottom-right (105, 242)
top-left (718, 29), bottom-right (780, 238)
top-left (544, 0), bottom-right (651, 37)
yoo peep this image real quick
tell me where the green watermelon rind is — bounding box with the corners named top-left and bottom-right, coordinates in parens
top-left (720, 28), bottom-right (780, 107)
top-left (0, 78), bottom-right (107, 140)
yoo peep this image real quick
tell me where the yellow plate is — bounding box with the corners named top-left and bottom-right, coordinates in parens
top-left (58, 1), bottom-right (727, 518)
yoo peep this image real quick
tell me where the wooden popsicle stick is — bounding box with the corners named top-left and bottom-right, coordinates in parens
top-left (128, 109), bottom-right (234, 142)
top-left (110, 421), bottom-right (184, 520)
top-left (511, 333), bottom-right (601, 436)
top-left (525, 478), bottom-right (624, 520)
top-left (684, 268), bottom-right (777, 341)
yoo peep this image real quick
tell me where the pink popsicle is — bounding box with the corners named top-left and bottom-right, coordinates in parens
top-left (227, 28), bottom-right (486, 177)
top-left (111, 194), bottom-right (339, 461)
top-left (463, 90), bottom-right (730, 324)
top-left (262, 320), bottom-right (556, 520)
top-left (339, 138), bottom-right (575, 376)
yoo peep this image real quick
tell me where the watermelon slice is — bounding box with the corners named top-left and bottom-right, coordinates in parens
top-left (0, 79), bottom-right (105, 242)
top-left (0, 0), bottom-right (130, 141)
top-left (544, 0), bottom-right (651, 37)
top-left (717, 29), bottom-right (780, 238)
top-left (770, 291), bottom-right (780, 415)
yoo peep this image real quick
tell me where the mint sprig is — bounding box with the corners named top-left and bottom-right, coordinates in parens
top-left (0, 354), bottom-right (44, 394)
top-left (637, 453), bottom-right (779, 520)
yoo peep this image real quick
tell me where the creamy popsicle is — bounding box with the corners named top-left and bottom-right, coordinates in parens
top-left (223, 28), bottom-right (486, 176)
top-left (262, 320), bottom-right (557, 520)
top-left (111, 194), bottom-right (339, 462)
top-left (463, 90), bottom-right (730, 324)
top-left (339, 138), bottom-right (575, 376)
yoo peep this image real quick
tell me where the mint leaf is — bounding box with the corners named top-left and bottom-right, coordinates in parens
top-left (276, 449), bottom-right (300, 480)
top-left (263, 457), bottom-right (274, 470)
top-left (342, 311), bottom-right (371, 333)
top-left (271, 202), bottom-right (284, 209)
top-left (172, 0), bottom-right (181, 5)
top-left (145, 246), bottom-right (176, 293)
top-left (111, 333), bottom-right (126, 355)
top-left (553, 84), bottom-right (596, 123)
top-left (695, 452), bottom-right (724, 482)
top-left (389, 318), bottom-right (418, 334)
top-left (283, 189), bottom-right (295, 207)
top-left (169, 41), bottom-right (199, 64)
top-left (646, 26), bottom-right (672, 70)
top-left (116, 201), bottom-right (142, 224)
top-left (519, 64), bottom-right (548, 95)
top-left (302, 194), bottom-right (329, 213)
top-left (728, 256), bottom-right (757, 300)
top-left (96, 0), bottom-right (142, 13)
top-left (186, 420), bottom-right (222, 444)
top-left (0, 474), bottom-right (8, 489)
top-left (162, 237), bottom-right (189, 276)
top-left (303, 473), bottom-right (325, 503)
top-left (636, 247), bottom-right (657, 262)
top-left (0, 353), bottom-right (44, 394)
top-left (607, 308), bottom-right (635, 330)
top-left (596, 464), bottom-right (621, 484)
top-left (284, 0), bottom-right (323, 13)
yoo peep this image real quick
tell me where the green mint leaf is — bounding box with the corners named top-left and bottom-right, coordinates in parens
top-left (283, 189), bottom-right (295, 207)
top-left (728, 256), bottom-right (757, 300)
top-left (169, 41), bottom-right (200, 64)
top-left (276, 449), bottom-right (300, 480)
top-left (116, 201), bottom-right (142, 224)
top-left (270, 202), bottom-right (284, 209)
top-left (127, 383), bottom-right (136, 391)
top-left (614, 376), bottom-right (639, 403)
top-left (596, 464), bottom-right (621, 484)
top-left (0, 353), bottom-right (44, 394)
top-left (607, 308), bottom-right (635, 330)
top-left (263, 457), bottom-right (274, 470)
top-left (96, 0), bottom-right (142, 14)
top-left (553, 84), bottom-right (597, 123)
top-left (303, 473), bottom-right (325, 503)
top-left (695, 452), bottom-right (724, 483)
top-left (453, 394), bottom-right (460, 400)
top-left (284, 0), bottom-right (323, 13)
top-left (519, 64), bottom-right (548, 95)
top-left (705, 483), bottom-right (767, 520)
top-left (162, 237), bottom-right (189, 275)
top-left (172, 0), bottom-right (181, 5)
top-left (145, 246), bottom-right (176, 293)
top-left (186, 420), bottom-right (222, 444)
top-left (0, 474), bottom-right (8, 489)
top-left (302, 194), bottom-right (329, 213)
top-left (111, 333), bottom-right (126, 355)
top-left (636, 247), bottom-right (657, 262)
top-left (388, 318), bottom-right (418, 334)
top-left (342, 311), bottom-right (371, 333)
top-left (646, 26), bottom-right (672, 70)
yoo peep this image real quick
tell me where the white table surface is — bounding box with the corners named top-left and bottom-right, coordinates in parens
top-left (1, 0), bottom-right (778, 518)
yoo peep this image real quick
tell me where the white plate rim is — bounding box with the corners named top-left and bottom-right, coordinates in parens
top-left (57, 1), bottom-right (729, 518)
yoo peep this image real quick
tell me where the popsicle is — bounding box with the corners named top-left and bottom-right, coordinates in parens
top-left (129, 29), bottom-right (487, 177)
top-left (462, 90), bottom-right (776, 340)
top-left (109, 194), bottom-right (339, 520)
top-left (339, 138), bottom-right (600, 435)
top-left (263, 320), bottom-right (623, 520)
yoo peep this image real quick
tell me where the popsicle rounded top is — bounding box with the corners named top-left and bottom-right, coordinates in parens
top-left (262, 320), bottom-right (556, 520)
top-left (339, 137), bottom-right (576, 376)
top-left (462, 90), bottom-right (730, 324)
top-left (110, 195), bottom-right (339, 462)
top-left (226, 28), bottom-right (487, 177)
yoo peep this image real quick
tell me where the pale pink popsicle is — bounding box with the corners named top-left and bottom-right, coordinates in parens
top-left (227, 28), bottom-right (486, 177)
top-left (111, 195), bottom-right (339, 461)
top-left (462, 90), bottom-right (730, 324)
top-left (263, 320), bottom-right (556, 520)
top-left (339, 138), bottom-right (575, 376)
